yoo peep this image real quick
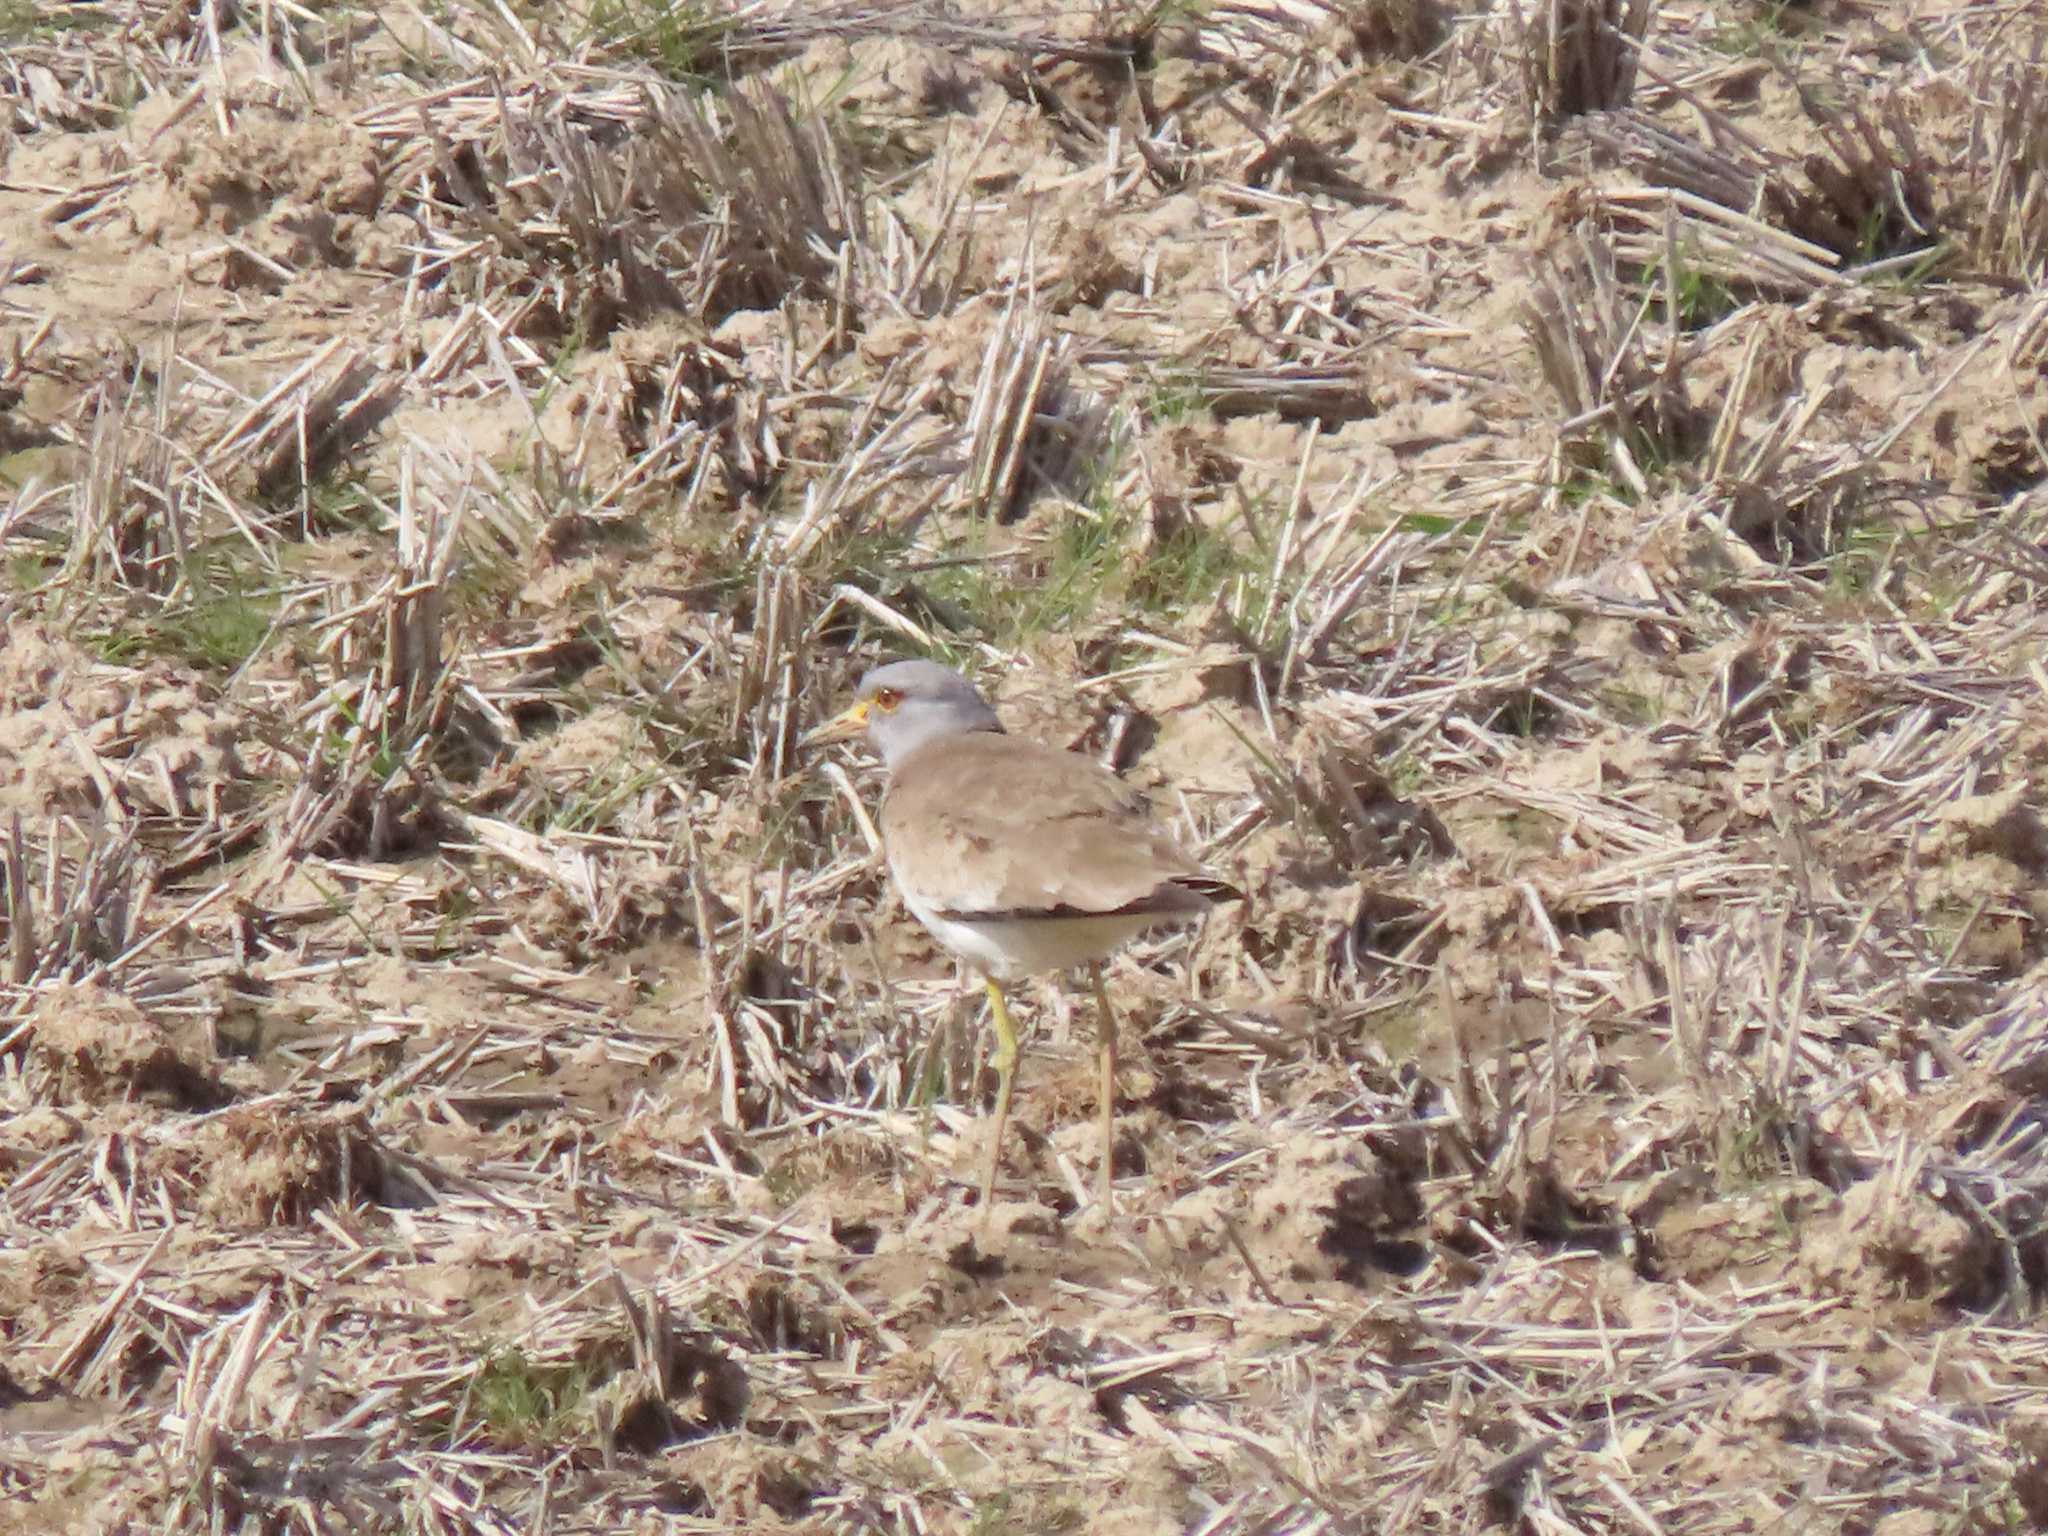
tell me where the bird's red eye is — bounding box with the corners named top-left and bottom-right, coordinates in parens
top-left (873, 688), bottom-right (903, 711)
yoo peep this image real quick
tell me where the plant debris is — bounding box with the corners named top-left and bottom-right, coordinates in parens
top-left (2, 2), bottom-right (2045, 1533)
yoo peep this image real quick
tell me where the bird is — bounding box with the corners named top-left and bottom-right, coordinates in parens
top-left (805, 658), bottom-right (1240, 1226)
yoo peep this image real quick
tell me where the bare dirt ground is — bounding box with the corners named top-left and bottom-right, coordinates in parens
top-left (3, 1), bottom-right (2048, 1531)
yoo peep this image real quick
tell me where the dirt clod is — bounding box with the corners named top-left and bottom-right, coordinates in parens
top-left (25, 981), bottom-right (227, 1111)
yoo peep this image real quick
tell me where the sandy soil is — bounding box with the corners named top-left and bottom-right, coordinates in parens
top-left (4, 1), bottom-right (2048, 1532)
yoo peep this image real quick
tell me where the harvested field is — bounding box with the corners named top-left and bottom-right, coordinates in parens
top-left (4, 0), bottom-right (2048, 1531)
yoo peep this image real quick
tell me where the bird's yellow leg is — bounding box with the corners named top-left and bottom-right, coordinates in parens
top-left (978, 977), bottom-right (1020, 1227)
top-left (1090, 961), bottom-right (1118, 1217)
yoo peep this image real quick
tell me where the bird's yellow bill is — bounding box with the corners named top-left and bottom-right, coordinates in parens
top-left (802, 698), bottom-right (870, 747)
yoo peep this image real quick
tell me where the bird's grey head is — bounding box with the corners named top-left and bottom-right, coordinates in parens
top-left (833, 659), bottom-right (1004, 771)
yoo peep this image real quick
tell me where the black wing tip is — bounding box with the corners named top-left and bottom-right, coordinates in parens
top-left (936, 878), bottom-right (1241, 926)
top-left (1176, 875), bottom-right (1245, 906)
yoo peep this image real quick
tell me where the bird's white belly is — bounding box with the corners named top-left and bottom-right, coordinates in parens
top-left (902, 892), bottom-right (1174, 979)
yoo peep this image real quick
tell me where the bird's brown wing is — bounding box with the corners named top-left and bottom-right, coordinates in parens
top-left (880, 733), bottom-right (1232, 922)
